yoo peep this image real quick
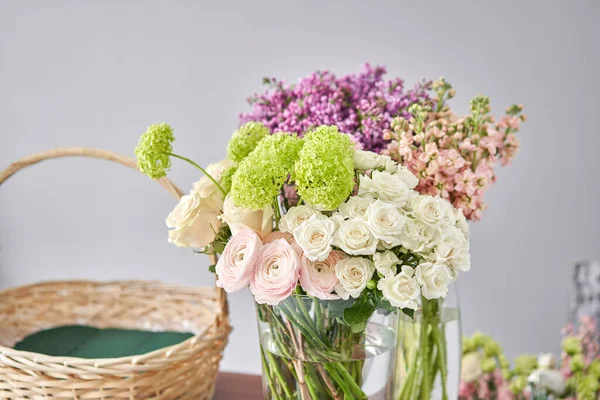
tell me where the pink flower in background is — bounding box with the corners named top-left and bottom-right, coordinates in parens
top-left (250, 239), bottom-right (301, 305)
top-left (299, 250), bottom-right (347, 300)
top-left (216, 229), bottom-right (262, 293)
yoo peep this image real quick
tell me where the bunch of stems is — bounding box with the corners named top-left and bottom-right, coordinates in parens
top-left (258, 297), bottom-right (368, 400)
top-left (395, 297), bottom-right (449, 400)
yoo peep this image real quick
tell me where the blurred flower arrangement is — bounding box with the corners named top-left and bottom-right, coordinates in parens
top-left (135, 121), bottom-right (471, 399)
top-left (241, 64), bottom-right (526, 221)
top-left (459, 316), bottom-right (600, 400)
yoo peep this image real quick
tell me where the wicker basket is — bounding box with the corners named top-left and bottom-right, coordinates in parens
top-left (0, 148), bottom-right (231, 399)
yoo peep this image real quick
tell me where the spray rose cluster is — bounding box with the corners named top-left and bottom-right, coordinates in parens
top-left (383, 80), bottom-right (526, 220)
top-left (136, 121), bottom-right (472, 320)
top-left (240, 65), bottom-right (526, 221)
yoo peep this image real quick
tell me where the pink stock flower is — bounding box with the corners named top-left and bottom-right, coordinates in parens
top-left (250, 238), bottom-right (301, 305)
top-left (459, 381), bottom-right (477, 399)
top-left (216, 229), bottom-right (263, 293)
top-left (299, 250), bottom-right (347, 300)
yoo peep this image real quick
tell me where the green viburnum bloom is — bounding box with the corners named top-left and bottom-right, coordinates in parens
top-left (219, 165), bottom-right (237, 194)
top-left (295, 125), bottom-right (354, 211)
top-left (576, 375), bottom-right (599, 400)
top-left (509, 375), bottom-right (528, 394)
top-left (462, 337), bottom-right (476, 354)
top-left (570, 353), bottom-right (585, 372)
top-left (135, 123), bottom-right (175, 179)
top-left (588, 359), bottom-right (600, 377)
top-left (562, 336), bottom-right (582, 355)
top-left (481, 357), bottom-right (497, 374)
top-left (470, 331), bottom-right (486, 348)
top-left (499, 354), bottom-right (510, 369)
top-left (227, 121), bottom-right (270, 163)
top-left (231, 132), bottom-right (303, 209)
top-left (513, 355), bottom-right (538, 375)
top-left (483, 339), bottom-right (503, 357)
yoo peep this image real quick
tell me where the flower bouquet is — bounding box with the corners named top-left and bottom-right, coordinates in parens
top-left (240, 64), bottom-right (525, 399)
top-left (135, 121), bottom-right (472, 399)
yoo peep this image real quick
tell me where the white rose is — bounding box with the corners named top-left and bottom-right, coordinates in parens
top-left (334, 257), bottom-right (375, 299)
top-left (528, 369), bottom-right (565, 395)
top-left (447, 248), bottom-right (471, 276)
top-left (461, 352), bottom-right (483, 382)
top-left (434, 225), bottom-right (468, 264)
top-left (332, 218), bottom-right (378, 255)
top-left (353, 150), bottom-right (393, 171)
top-left (166, 190), bottom-right (222, 248)
top-left (338, 196), bottom-right (375, 219)
top-left (329, 212), bottom-right (346, 229)
top-left (280, 205), bottom-right (321, 233)
top-left (415, 262), bottom-right (452, 299)
top-left (377, 266), bottom-right (420, 309)
top-left (455, 208), bottom-right (470, 240)
top-left (537, 353), bottom-right (557, 370)
top-left (373, 250), bottom-right (400, 277)
top-left (359, 171), bottom-right (412, 206)
top-left (401, 218), bottom-right (439, 254)
top-left (394, 165), bottom-right (419, 189)
top-left (192, 158), bottom-right (236, 198)
top-left (293, 214), bottom-right (335, 261)
top-left (414, 195), bottom-right (450, 228)
top-left (365, 200), bottom-right (406, 247)
top-left (220, 193), bottom-right (274, 238)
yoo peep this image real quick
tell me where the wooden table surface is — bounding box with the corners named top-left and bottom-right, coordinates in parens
top-left (214, 372), bottom-right (263, 399)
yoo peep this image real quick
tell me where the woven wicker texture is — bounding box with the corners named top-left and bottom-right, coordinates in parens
top-left (0, 147), bottom-right (230, 399)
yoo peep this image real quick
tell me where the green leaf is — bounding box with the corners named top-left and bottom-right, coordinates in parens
top-left (325, 298), bottom-right (355, 319)
top-left (208, 264), bottom-right (216, 273)
top-left (343, 297), bottom-right (375, 326)
top-left (402, 308), bottom-right (415, 320)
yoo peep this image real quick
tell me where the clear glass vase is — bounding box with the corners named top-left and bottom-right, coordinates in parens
top-left (393, 284), bottom-right (461, 400)
top-left (256, 295), bottom-right (397, 400)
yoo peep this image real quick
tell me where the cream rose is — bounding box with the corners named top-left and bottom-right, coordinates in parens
top-left (279, 205), bottom-right (321, 233)
top-left (414, 195), bottom-right (448, 227)
top-left (250, 239), bottom-right (300, 305)
top-left (299, 250), bottom-right (346, 300)
top-left (359, 171), bottom-right (412, 206)
top-left (338, 196), bottom-right (375, 219)
top-left (215, 229), bottom-right (262, 292)
top-left (332, 218), bottom-right (378, 255)
top-left (415, 262), bottom-right (452, 299)
top-left (528, 370), bottom-right (565, 395)
top-left (365, 200), bottom-right (406, 247)
top-left (220, 193), bottom-right (274, 238)
top-left (166, 190), bottom-right (222, 248)
top-left (373, 250), bottom-right (400, 277)
top-left (192, 158), bottom-right (235, 197)
top-left (434, 225), bottom-right (468, 264)
top-left (394, 165), bottom-right (419, 189)
top-left (334, 257), bottom-right (375, 299)
top-left (293, 214), bottom-right (335, 261)
top-left (377, 266), bottom-right (420, 309)
top-left (538, 353), bottom-right (557, 370)
top-left (461, 352), bottom-right (483, 382)
top-left (353, 150), bottom-right (394, 171)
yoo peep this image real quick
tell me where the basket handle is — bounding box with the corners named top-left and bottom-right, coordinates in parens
top-left (0, 147), bottom-right (228, 317)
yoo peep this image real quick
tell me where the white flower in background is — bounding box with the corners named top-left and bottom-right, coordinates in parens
top-left (383, 157), bottom-right (398, 173)
top-left (192, 158), bottom-right (236, 198)
top-left (446, 248), bottom-right (471, 276)
top-left (373, 250), bottom-right (400, 277)
top-left (353, 150), bottom-right (394, 171)
top-left (365, 200), bottom-right (406, 247)
top-left (332, 218), bottom-right (378, 255)
top-left (538, 353), bottom-right (557, 370)
top-left (329, 212), bottom-right (346, 228)
top-left (359, 171), bottom-right (412, 206)
top-left (334, 257), bottom-right (375, 299)
top-left (293, 214), bottom-right (336, 261)
top-left (377, 266), bottom-right (420, 309)
top-left (338, 196), bottom-right (375, 219)
top-left (433, 225), bottom-right (468, 264)
top-left (220, 193), bottom-right (274, 238)
top-left (455, 208), bottom-right (471, 240)
top-left (461, 352), bottom-right (483, 382)
top-left (528, 369), bottom-right (566, 395)
top-left (279, 205), bottom-right (321, 233)
top-left (166, 190), bottom-right (222, 248)
top-left (414, 195), bottom-right (448, 228)
top-left (394, 165), bottom-right (419, 189)
top-left (415, 262), bottom-right (452, 299)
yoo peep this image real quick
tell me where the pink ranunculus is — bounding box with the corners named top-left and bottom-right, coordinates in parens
top-left (250, 238), bottom-right (301, 305)
top-left (299, 250), bottom-right (347, 300)
top-left (215, 229), bottom-right (262, 293)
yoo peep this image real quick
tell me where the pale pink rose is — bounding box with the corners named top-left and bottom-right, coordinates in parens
top-left (299, 250), bottom-right (347, 300)
top-left (263, 231), bottom-right (294, 244)
top-left (250, 239), bottom-right (300, 305)
top-left (215, 229), bottom-right (262, 293)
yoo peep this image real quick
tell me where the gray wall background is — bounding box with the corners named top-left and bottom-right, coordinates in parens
top-left (1, 1), bottom-right (599, 374)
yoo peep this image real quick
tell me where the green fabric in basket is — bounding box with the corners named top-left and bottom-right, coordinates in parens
top-left (13, 325), bottom-right (194, 359)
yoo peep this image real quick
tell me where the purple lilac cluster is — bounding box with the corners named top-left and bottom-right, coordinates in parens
top-left (239, 63), bottom-right (432, 153)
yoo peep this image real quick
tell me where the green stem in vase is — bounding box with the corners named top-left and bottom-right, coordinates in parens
top-left (261, 350), bottom-right (285, 400)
